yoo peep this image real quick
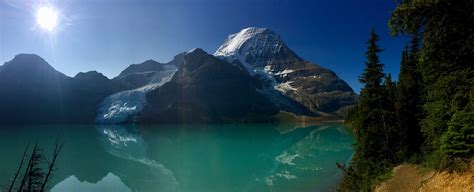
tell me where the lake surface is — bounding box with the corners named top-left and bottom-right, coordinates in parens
top-left (0, 123), bottom-right (354, 192)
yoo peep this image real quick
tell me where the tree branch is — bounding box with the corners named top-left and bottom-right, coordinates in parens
top-left (8, 143), bottom-right (30, 192)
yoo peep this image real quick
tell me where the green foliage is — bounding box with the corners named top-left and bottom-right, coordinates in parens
top-left (354, 30), bottom-right (393, 162)
top-left (395, 34), bottom-right (424, 158)
top-left (360, 29), bottom-right (385, 91)
top-left (340, 30), bottom-right (399, 191)
top-left (344, 104), bottom-right (360, 124)
top-left (425, 148), bottom-right (472, 173)
top-left (372, 169), bottom-right (394, 188)
top-left (440, 157), bottom-right (471, 173)
top-left (342, 0), bottom-right (473, 190)
top-left (390, 0), bottom-right (474, 153)
top-left (383, 73), bottom-right (397, 106)
top-left (441, 102), bottom-right (474, 158)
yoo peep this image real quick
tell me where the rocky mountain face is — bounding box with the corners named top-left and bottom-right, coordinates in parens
top-left (0, 54), bottom-right (69, 124)
top-left (139, 48), bottom-right (278, 123)
top-left (96, 54), bottom-right (181, 124)
top-left (118, 60), bottom-right (165, 77)
top-left (0, 54), bottom-right (117, 124)
top-left (215, 27), bottom-right (357, 115)
top-left (68, 71), bottom-right (118, 123)
top-left (113, 59), bottom-right (179, 90)
top-left (0, 27), bottom-right (357, 124)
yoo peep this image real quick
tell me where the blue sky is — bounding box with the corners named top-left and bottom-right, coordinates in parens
top-left (0, 0), bottom-right (408, 92)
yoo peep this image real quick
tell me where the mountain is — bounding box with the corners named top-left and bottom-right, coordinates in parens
top-left (215, 27), bottom-right (357, 115)
top-left (96, 55), bottom-right (181, 124)
top-left (118, 60), bottom-right (165, 77)
top-left (0, 54), bottom-right (70, 124)
top-left (113, 59), bottom-right (179, 90)
top-left (68, 71), bottom-right (118, 123)
top-left (0, 27), bottom-right (357, 124)
top-left (0, 54), bottom-right (117, 124)
top-left (139, 48), bottom-right (278, 123)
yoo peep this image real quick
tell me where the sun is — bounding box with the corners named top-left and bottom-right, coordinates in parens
top-left (36, 6), bottom-right (59, 31)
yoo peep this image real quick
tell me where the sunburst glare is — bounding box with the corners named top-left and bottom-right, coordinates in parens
top-left (36, 6), bottom-right (59, 31)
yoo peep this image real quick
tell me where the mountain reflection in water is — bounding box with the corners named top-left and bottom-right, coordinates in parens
top-left (0, 123), bottom-right (353, 192)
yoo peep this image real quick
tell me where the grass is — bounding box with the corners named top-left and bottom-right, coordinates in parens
top-left (372, 168), bottom-right (394, 188)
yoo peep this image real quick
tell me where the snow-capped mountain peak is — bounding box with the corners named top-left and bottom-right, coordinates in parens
top-left (214, 27), bottom-right (300, 70)
top-left (215, 27), bottom-right (272, 55)
top-left (186, 48), bottom-right (200, 54)
top-left (214, 27), bottom-right (294, 65)
top-left (213, 27), bottom-right (357, 115)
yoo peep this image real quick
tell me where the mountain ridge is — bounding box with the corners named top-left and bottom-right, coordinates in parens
top-left (214, 27), bottom-right (357, 115)
top-left (140, 48), bottom-right (278, 123)
top-left (0, 27), bottom-right (357, 124)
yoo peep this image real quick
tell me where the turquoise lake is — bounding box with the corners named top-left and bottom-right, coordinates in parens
top-left (0, 123), bottom-right (354, 192)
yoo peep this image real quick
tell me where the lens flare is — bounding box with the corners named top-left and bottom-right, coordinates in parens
top-left (36, 6), bottom-right (58, 31)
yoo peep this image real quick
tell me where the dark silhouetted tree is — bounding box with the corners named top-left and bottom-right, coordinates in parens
top-left (6, 140), bottom-right (62, 192)
top-left (395, 33), bottom-right (424, 158)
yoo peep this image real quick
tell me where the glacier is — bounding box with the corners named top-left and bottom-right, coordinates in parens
top-left (96, 68), bottom-right (177, 124)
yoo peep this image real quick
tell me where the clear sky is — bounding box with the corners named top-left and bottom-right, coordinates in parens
top-left (0, 0), bottom-right (408, 92)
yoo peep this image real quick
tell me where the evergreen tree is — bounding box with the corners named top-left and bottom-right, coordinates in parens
top-left (382, 73), bottom-right (399, 159)
top-left (390, 0), bottom-right (474, 168)
top-left (359, 29), bottom-right (385, 92)
top-left (356, 29), bottom-right (390, 162)
top-left (341, 0), bottom-right (473, 190)
top-left (440, 101), bottom-right (474, 171)
top-left (383, 73), bottom-right (396, 107)
top-left (385, 74), bottom-right (395, 92)
top-left (395, 34), bottom-right (424, 158)
top-left (341, 29), bottom-right (398, 191)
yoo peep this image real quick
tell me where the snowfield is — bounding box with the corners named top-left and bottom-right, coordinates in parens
top-left (274, 81), bottom-right (297, 94)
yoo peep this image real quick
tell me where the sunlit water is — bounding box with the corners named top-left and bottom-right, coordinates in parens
top-left (0, 123), bottom-right (354, 192)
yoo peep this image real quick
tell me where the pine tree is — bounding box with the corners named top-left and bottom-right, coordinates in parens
top-left (382, 73), bottom-right (399, 160)
top-left (342, 0), bottom-right (473, 190)
top-left (359, 29), bottom-right (385, 92)
top-left (341, 29), bottom-right (397, 191)
top-left (395, 34), bottom-right (424, 158)
top-left (439, 101), bottom-right (474, 171)
top-left (383, 73), bottom-right (396, 107)
top-left (441, 101), bottom-right (474, 159)
top-left (356, 29), bottom-right (389, 161)
top-left (390, 0), bottom-right (474, 168)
